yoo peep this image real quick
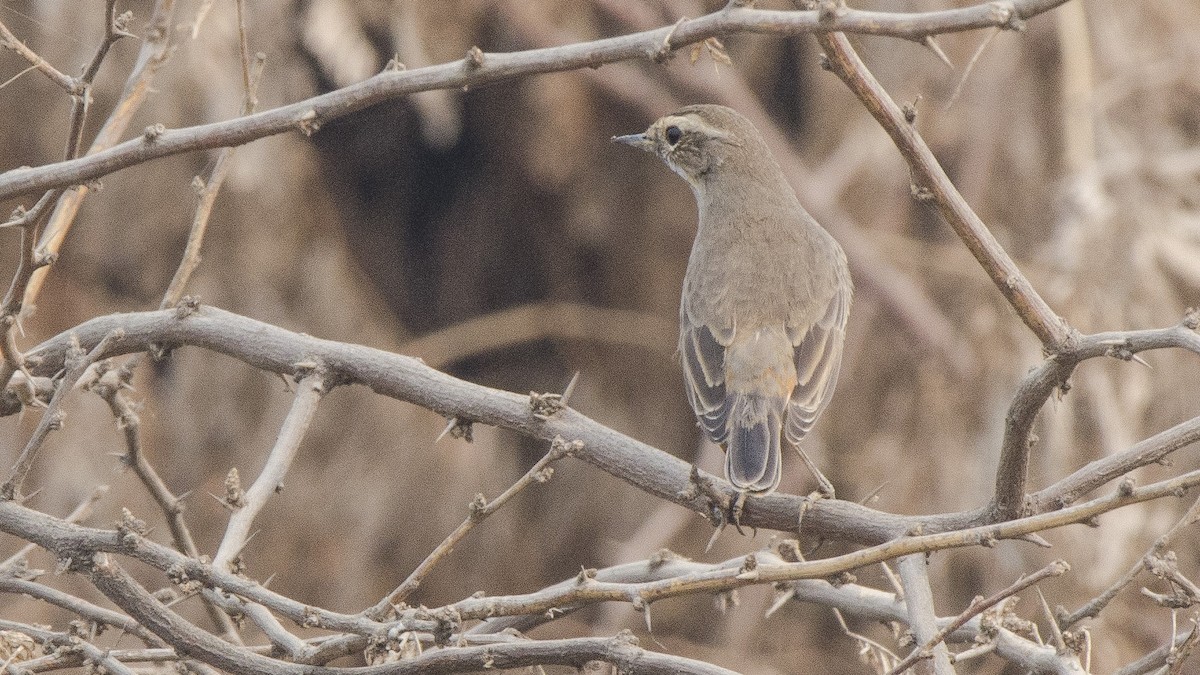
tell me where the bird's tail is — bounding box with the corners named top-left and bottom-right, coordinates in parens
top-left (725, 394), bottom-right (785, 494)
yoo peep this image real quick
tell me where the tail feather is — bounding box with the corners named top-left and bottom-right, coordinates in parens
top-left (725, 395), bottom-right (784, 494)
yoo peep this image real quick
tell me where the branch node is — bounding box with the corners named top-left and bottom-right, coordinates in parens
top-left (142, 123), bottom-right (166, 142)
top-left (549, 435), bottom-right (584, 459)
top-left (902, 96), bottom-right (922, 124)
top-left (1118, 477), bottom-right (1136, 497)
top-left (224, 467), bottom-right (246, 509)
top-left (297, 110), bottom-right (320, 136)
top-left (467, 493), bottom-right (488, 522)
top-left (466, 46), bottom-right (485, 69)
top-left (529, 390), bottom-right (568, 420)
top-left (385, 55), bottom-right (407, 72)
top-left (1183, 308), bottom-right (1200, 331)
top-left (173, 295), bottom-right (202, 319)
top-left (817, 0), bottom-right (842, 23)
top-left (651, 17), bottom-right (687, 63)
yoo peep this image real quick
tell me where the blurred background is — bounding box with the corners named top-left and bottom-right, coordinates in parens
top-left (1, 0), bottom-right (1199, 671)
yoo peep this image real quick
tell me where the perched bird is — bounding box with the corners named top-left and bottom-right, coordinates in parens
top-left (614, 104), bottom-right (852, 496)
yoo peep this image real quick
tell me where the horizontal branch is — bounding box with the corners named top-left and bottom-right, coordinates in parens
top-left (91, 552), bottom-right (736, 675)
top-left (20, 305), bottom-right (963, 543)
top-left (0, 0), bottom-right (1069, 202)
top-left (21, 306), bottom-right (1200, 548)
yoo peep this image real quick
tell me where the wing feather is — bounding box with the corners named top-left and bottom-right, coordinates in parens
top-left (785, 280), bottom-right (850, 445)
top-left (680, 306), bottom-right (732, 444)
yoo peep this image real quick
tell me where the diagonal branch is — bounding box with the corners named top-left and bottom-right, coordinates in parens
top-left (813, 31), bottom-right (1070, 352)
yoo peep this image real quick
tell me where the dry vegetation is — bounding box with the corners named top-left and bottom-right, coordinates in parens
top-left (1, 0), bottom-right (1200, 673)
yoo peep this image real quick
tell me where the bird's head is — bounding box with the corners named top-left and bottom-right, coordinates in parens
top-left (612, 104), bottom-right (756, 188)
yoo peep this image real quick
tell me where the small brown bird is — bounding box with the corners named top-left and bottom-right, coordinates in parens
top-left (614, 104), bottom-right (852, 496)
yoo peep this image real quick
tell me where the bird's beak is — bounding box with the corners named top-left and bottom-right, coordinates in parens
top-left (611, 133), bottom-right (653, 151)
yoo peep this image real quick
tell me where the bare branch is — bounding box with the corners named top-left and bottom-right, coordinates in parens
top-left (889, 560), bottom-right (1070, 674)
top-left (214, 370), bottom-right (328, 569)
top-left (2, 330), bottom-right (122, 501)
top-left (998, 317), bottom-right (1200, 518)
top-left (0, 484), bottom-right (107, 571)
top-left (0, 19), bottom-right (76, 93)
top-left (812, 31), bottom-right (1070, 354)
top-left (367, 437), bottom-right (571, 617)
top-left (23, 0), bottom-right (179, 311)
top-left (1061, 493), bottom-right (1200, 628)
top-left (0, 618), bottom-right (137, 675)
top-left (895, 554), bottom-right (956, 674)
top-left (64, 0), bottom-right (135, 161)
top-left (0, 1), bottom-right (1072, 204)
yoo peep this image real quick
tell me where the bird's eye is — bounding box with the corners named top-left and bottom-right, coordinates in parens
top-left (665, 125), bottom-right (682, 145)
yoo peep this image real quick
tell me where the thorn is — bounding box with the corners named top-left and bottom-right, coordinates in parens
top-left (208, 492), bottom-right (235, 511)
top-left (859, 481), bottom-right (890, 505)
top-left (436, 417), bottom-right (458, 443)
top-left (705, 520), bottom-right (726, 553)
top-left (1037, 587), bottom-right (1067, 649)
top-left (923, 36), bottom-right (952, 68)
top-left (1131, 353), bottom-right (1151, 368)
top-left (1016, 532), bottom-right (1053, 548)
top-left (765, 588), bottom-right (795, 618)
top-left (560, 371), bottom-right (580, 406)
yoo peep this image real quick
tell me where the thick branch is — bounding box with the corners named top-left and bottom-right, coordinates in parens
top-left (993, 318), bottom-right (1200, 518)
top-left (21, 306), bottom-right (1200, 544)
top-left (21, 305), bottom-right (958, 542)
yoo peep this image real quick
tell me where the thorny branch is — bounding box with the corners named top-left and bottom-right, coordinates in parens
top-left (0, 0), bottom-right (1069, 203)
top-left (1, 0), bottom-right (1197, 673)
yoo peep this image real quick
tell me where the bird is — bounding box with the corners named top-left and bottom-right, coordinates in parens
top-left (613, 104), bottom-right (852, 496)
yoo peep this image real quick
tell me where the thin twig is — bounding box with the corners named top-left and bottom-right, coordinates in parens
top-left (160, 53), bottom-right (267, 311)
top-left (213, 370), bottom-right (327, 569)
top-left (1060, 493), bottom-right (1200, 628)
top-left (1, 330), bottom-right (122, 501)
top-left (23, 0), bottom-right (179, 311)
top-left (367, 437), bottom-right (572, 618)
top-left (944, 27), bottom-right (1000, 110)
top-left (234, 0), bottom-right (256, 112)
top-left (0, 189), bottom-right (61, 390)
top-left (888, 560), bottom-right (1070, 675)
top-left (93, 363), bottom-right (242, 640)
top-left (64, 0), bottom-right (135, 161)
top-left (0, 19), bottom-right (76, 92)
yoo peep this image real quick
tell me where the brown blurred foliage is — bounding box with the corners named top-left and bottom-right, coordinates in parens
top-left (2, 0), bottom-right (1200, 671)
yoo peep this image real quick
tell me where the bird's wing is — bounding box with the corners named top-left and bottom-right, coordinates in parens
top-left (784, 279), bottom-right (850, 445)
top-left (679, 304), bottom-right (733, 444)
